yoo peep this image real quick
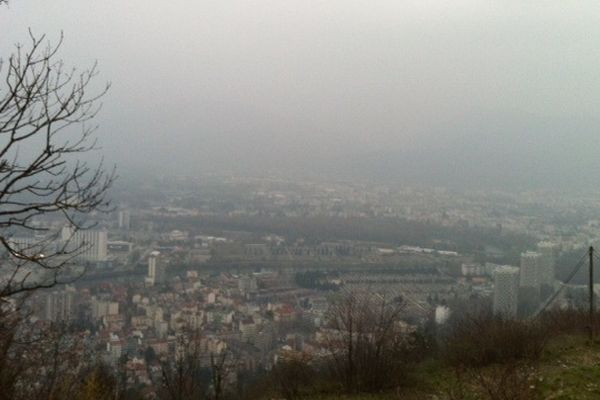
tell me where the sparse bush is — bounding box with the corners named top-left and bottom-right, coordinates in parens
top-left (74, 364), bottom-right (118, 400)
top-left (445, 362), bottom-right (539, 400)
top-left (441, 311), bottom-right (545, 400)
top-left (443, 311), bottom-right (546, 368)
top-left (538, 308), bottom-right (600, 337)
top-left (270, 354), bottom-right (316, 400)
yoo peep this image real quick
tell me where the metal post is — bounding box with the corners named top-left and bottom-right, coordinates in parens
top-left (590, 246), bottom-right (594, 341)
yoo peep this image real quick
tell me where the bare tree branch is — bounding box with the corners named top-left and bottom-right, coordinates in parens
top-left (0, 31), bottom-right (115, 298)
top-left (323, 288), bottom-right (412, 393)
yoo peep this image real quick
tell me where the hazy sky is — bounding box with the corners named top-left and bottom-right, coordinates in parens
top-left (2, 1), bottom-right (600, 187)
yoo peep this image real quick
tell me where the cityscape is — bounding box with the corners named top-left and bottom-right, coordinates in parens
top-left (3, 1), bottom-right (600, 399)
top-left (3, 175), bottom-right (600, 396)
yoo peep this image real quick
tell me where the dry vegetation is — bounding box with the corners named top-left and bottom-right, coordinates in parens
top-left (2, 292), bottom-right (600, 399)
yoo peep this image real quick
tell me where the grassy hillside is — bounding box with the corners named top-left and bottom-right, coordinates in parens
top-left (537, 335), bottom-right (600, 399)
top-left (312, 334), bottom-right (600, 400)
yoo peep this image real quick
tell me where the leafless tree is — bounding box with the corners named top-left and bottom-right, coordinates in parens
top-left (156, 332), bottom-right (234, 400)
top-left (0, 9), bottom-right (115, 399)
top-left (323, 289), bottom-right (413, 393)
top-left (157, 334), bottom-right (205, 400)
top-left (0, 30), bottom-right (114, 298)
top-left (209, 350), bottom-right (235, 400)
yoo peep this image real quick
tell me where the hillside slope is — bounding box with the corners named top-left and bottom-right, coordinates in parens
top-left (312, 334), bottom-right (600, 400)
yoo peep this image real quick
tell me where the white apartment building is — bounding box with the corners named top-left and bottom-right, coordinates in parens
top-left (145, 251), bottom-right (165, 286)
top-left (61, 226), bottom-right (108, 261)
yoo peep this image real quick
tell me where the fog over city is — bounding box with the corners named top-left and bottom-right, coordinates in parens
top-left (3, 1), bottom-right (600, 188)
top-left (7, 2), bottom-right (600, 398)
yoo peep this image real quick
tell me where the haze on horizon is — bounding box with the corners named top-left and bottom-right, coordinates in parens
top-left (2, 1), bottom-right (600, 189)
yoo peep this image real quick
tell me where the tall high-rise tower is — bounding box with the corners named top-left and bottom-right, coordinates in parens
top-left (520, 251), bottom-right (541, 289)
top-left (493, 266), bottom-right (520, 317)
top-left (118, 210), bottom-right (131, 230)
top-left (145, 251), bottom-right (164, 286)
top-left (537, 241), bottom-right (559, 286)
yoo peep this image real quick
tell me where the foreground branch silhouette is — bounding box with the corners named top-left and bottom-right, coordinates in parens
top-left (0, 31), bottom-right (114, 298)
